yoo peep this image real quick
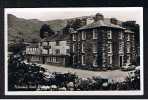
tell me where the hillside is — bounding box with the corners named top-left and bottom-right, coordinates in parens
top-left (8, 14), bottom-right (67, 42)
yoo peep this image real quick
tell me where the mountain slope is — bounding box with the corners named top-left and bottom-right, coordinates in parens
top-left (8, 14), bottom-right (67, 42)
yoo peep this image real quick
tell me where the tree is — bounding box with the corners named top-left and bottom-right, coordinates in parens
top-left (40, 24), bottom-right (55, 39)
top-left (8, 52), bottom-right (46, 90)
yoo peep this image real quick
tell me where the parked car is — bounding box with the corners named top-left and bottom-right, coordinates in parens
top-left (121, 63), bottom-right (136, 71)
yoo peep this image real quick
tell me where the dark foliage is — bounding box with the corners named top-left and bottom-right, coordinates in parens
top-left (8, 53), bottom-right (46, 91)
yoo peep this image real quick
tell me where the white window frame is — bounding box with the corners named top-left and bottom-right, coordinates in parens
top-left (127, 34), bottom-right (130, 41)
top-left (72, 34), bottom-right (76, 41)
top-left (73, 44), bottom-right (75, 52)
top-left (93, 55), bottom-right (98, 67)
top-left (82, 31), bottom-right (86, 40)
top-left (81, 55), bottom-right (85, 65)
top-left (108, 43), bottom-right (112, 53)
top-left (93, 29), bottom-right (97, 39)
top-left (107, 30), bottom-right (112, 39)
top-left (73, 55), bottom-right (76, 64)
top-left (81, 42), bottom-right (85, 53)
top-left (127, 42), bottom-right (131, 53)
top-left (127, 55), bottom-right (131, 64)
top-left (108, 55), bottom-right (112, 64)
top-left (119, 32), bottom-right (123, 39)
top-left (119, 42), bottom-right (124, 53)
top-left (93, 43), bottom-right (97, 53)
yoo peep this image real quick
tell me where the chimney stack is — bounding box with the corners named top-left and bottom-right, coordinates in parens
top-left (110, 18), bottom-right (118, 25)
top-left (94, 13), bottom-right (104, 21)
top-left (80, 18), bottom-right (87, 26)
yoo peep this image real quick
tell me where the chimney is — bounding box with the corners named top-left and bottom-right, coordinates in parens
top-left (94, 13), bottom-right (104, 21)
top-left (80, 18), bottom-right (87, 26)
top-left (86, 17), bottom-right (94, 25)
top-left (110, 18), bottom-right (118, 25)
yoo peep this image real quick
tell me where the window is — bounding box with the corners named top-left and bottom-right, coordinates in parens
top-left (107, 30), bottom-right (112, 39)
top-left (55, 49), bottom-right (60, 54)
top-left (73, 44), bottom-right (75, 52)
top-left (82, 31), bottom-right (86, 40)
top-left (54, 57), bottom-right (57, 62)
top-left (51, 57), bottom-right (53, 62)
top-left (102, 53), bottom-right (106, 63)
top-left (127, 42), bottom-right (130, 53)
top-left (32, 56), bottom-right (39, 61)
top-left (93, 55), bottom-right (98, 66)
top-left (66, 41), bottom-right (70, 46)
top-left (73, 34), bottom-right (76, 41)
top-left (127, 34), bottom-right (130, 41)
top-left (78, 33), bottom-right (81, 41)
top-left (108, 55), bottom-right (112, 64)
top-left (119, 32), bottom-right (123, 39)
top-left (81, 55), bottom-right (85, 65)
top-left (127, 55), bottom-right (130, 64)
top-left (108, 43), bottom-right (112, 53)
top-left (42, 42), bottom-right (48, 46)
top-left (73, 55), bottom-right (76, 64)
top-left (53, 57), bottom-right (56, 62)
top-left (66, 49), bottom-right (70, 54)
top-left (119, 42), bottom-right (124, 53)
top-left (93, 43), bottom-right (97, 53)
top-left (47, 57), bottom-right (50, 62)
top-left (81, 42), bottom-right (85, 53)
top-left (93, 29), bottom-right (97, 39)
top-left (56, 41), bottom-right (60, 46)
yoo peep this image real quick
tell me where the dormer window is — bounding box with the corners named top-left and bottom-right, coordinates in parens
top-left (82, 31), bottom-right (86, 40)
top-left (93, 29), bottom-right (97, 39)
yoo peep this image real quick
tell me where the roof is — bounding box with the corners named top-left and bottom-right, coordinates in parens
top-left (124, 29), bottom-right (134, 33)
top-left (77, 19), bottom-right (125, 31)
top-left (42, 32), bottom-right (70, 42)
top-left (27, 43), bottom-right (39, 48)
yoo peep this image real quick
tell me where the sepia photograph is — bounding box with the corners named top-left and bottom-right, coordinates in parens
top-left (4, 7), bottom-right (143, 95)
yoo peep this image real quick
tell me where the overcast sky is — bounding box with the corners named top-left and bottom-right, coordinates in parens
top-left (5, 8), bottom-right (142, 24)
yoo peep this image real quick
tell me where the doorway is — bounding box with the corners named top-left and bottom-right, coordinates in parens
top-left (119, 56), bottom-right (123, 67)
top-left (42, 56), bottom-right (45, 64)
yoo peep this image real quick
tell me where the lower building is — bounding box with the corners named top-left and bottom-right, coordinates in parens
top-left (25, 33), bottom-right (71, 67)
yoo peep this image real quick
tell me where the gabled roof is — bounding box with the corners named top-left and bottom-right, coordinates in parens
top-left (77, 19), bottom-right (125, 31)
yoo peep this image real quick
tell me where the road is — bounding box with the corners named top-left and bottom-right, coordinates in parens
top-left (38, 64), bottom-right (130, 82)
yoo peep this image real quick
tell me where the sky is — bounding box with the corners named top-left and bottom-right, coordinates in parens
top-left (5, 7), bottom-right (143, 24)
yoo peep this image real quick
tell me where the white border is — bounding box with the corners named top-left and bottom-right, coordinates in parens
top-left (4, 7), bottom-right (143, 95)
